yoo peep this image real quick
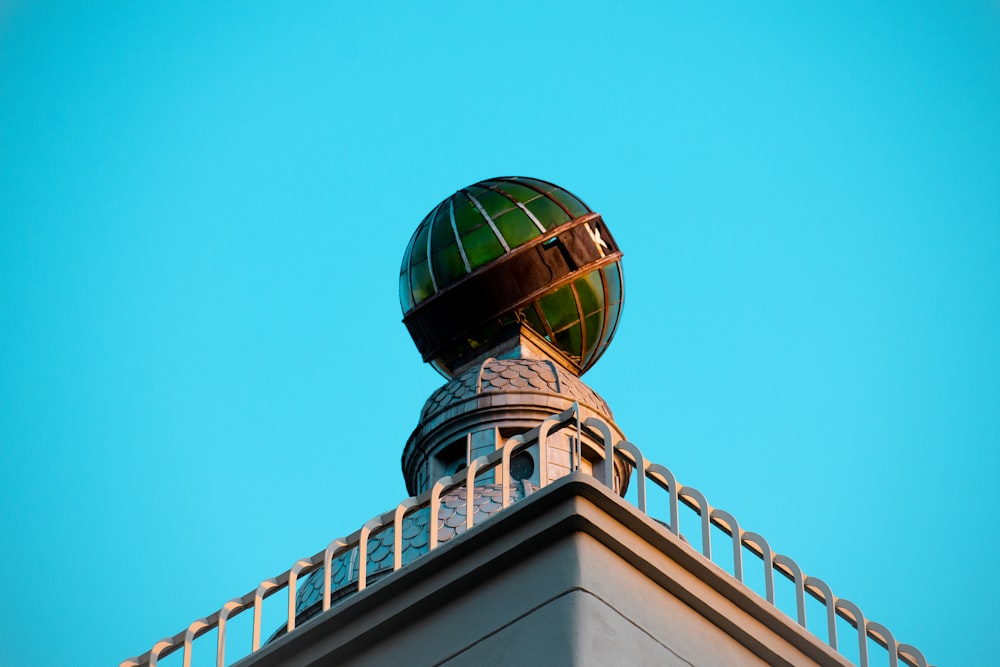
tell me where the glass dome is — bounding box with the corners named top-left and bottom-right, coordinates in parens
top-left (400, 177), bottom-right (623, 378)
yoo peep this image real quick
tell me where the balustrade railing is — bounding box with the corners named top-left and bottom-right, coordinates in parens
top-left (120, 405), bottom-right (931, 667)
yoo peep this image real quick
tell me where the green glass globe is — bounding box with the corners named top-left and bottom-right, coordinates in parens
top-left (400, 176), bottom-right (623, 378)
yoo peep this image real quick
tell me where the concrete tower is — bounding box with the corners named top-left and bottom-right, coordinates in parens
top-left (121, 178), bottom-right (933, 667)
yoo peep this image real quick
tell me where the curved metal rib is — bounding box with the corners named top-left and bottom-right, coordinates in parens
top-left (867, 620), bottom-right (899, 667)
top-left (322, 538), bottom-right (350, 612)
top-left (805, 575), bottom-right (838, 650)
top-left (393, 497), bottom-right (421, 571)
top-left (287, 558), bottom-right (319, 633)
top-left (217, 597), bottom-right (249, 666)
top-left (148, 638), bottom-right (175, 667)
top-left (466, 455), bottom-right (493, 529)
top-left (710, 509), bottom-right (743, 581)
top-left (834, 598), bottom-right (869, 667)
top-left (677, 485), bottom-right (712, 558)
top-left (898, 643), bottom-right (929, 667)
top-left (646, 462), bottom-right (680, 535)
top-left (615, 440), bottom-right (647, 512)
top-left (429, 473), bottom-right (463, 550)
top-left (582, 416), bottom-right (615, 490)
top-left (500, 435), bottom-right (526, 508)
top-left (358, 516), bottom-right (385, 592)
top-left (182, 617), bottom-right (212, 667)
top-left (741, 531), bottom-right (775, 604)
top-left (252, 578), bottom-right (280, 651)
top-left (773, 553), bottom-right (806, 626)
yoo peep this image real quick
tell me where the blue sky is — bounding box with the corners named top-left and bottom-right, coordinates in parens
top-left (1, 2), bottom-right (997, 665)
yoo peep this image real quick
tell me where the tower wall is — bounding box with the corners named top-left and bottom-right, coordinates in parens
top-left (403, 355), bottom-right (631, 497)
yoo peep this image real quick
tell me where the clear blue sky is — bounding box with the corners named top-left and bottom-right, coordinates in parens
top-left (1, 2), bottom-right (997, 665)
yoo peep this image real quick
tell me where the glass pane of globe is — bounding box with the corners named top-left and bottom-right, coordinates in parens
top-left (488, 181), bottom-right (543, 206)
top-left (431, 203), bottom-right (455, 246)
top-left (547, 188), bottom-right (589, 218)
top-left (411, 259), bottom-right (434, 303)
top-left (453, 192), bottom-right (485, 234)
top-left (399, 270), bottom-right (413, 312)
top-left (603, 263), bottom-right (622, 305)
top-left (524, 195), bottom-right (571, 230)
top-left (461, 224), bottom-right (506, 270)
top-left (410, 223), bottom-right (430, 267)
top-left (432, 242), bottom-right (467, 285)
top-left (583, 311), bottom-right (603, 361)
top-left (575, 273), bottom-right (603, 316)
top-left (468, 187), bottom-right (516, 222)
top-left (494, 207), bottom-right (540, 247)
top-left (554, 322), bottom-right (583, 361)
top-left (538, 283), bottom-right (579, 331)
